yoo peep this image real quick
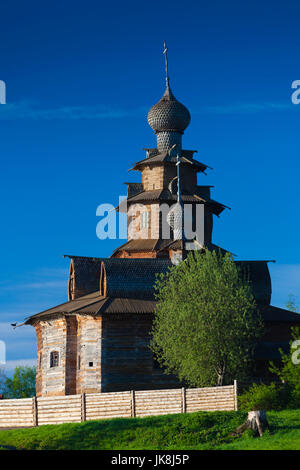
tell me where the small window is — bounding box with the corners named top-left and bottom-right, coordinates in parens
top-left (141, 211), bottom-right (149, 229)
top-left (38, 353), bottom-right (42, 370)
top-left (78, 355), bottom-right (81, 370)
top-left (89, 361), bottom-right (93, 367)
top-left (50, 351), bottom-right (59, 368)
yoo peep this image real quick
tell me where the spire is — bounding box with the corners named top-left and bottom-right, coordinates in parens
top-left (163, 40), bottom-right (170, 90)
top-left (147, 42), bottom-right (191, 152)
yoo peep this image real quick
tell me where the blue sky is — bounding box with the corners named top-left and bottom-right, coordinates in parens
top-left (1, 0), bottom-right (300, 373)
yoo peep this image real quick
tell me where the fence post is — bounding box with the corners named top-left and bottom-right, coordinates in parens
top-left (131, 390), bottom-right (136, 418)
top-left (32, 396), bottom-right (38, 426)
top-left (81, 393), bottom-right (86, 422)
top-left (182, 387), bottom-right (186, 413)
top-left (234, 380), bottom-right (238, 411)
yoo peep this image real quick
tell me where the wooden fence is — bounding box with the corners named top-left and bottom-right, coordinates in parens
top-left (0, 381), bottom-right (237, 428)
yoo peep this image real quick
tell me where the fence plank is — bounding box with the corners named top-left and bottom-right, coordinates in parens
top-left (81, 393), bottom-right (86, 422)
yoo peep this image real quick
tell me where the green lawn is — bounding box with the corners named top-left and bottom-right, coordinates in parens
top-left (0, 409), bottom-right (299, 450)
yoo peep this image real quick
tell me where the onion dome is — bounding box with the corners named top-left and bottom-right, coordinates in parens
top-left (147, 83), bottom-right (191, 134)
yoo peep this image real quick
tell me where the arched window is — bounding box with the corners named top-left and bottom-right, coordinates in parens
top-left (50, 351), bottom-right (59, 368)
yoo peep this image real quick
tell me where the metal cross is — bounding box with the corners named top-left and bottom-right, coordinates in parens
top-left (163, 40), bottom-right (170, 88)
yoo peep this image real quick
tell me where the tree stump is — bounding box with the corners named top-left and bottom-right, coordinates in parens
top-left (235, 411), bottom-right (269, 437)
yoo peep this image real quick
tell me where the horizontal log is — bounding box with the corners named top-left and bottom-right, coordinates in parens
top-left (0, 399), bottom-right (33, 404)
top-left (186, 390), bottom-right (233, 396)
top-left (186, 405), bottom-right (234, 411)
top-left (0, 420), bottom-right (33, 425)
top-left (85, 414), bottom-right (130, 421)
top-left (186, 404), bottom-right (234, 409)
top-left (186, 396), bottom-right (233, 402)
top-left (37, 404), bottom-right (81, 411)
top-left (86, 403), bottom-right (132, 409)
top-left (135, 388), bottom-right (181, 394)
top-left (37, 399), bottom-right (81, 406)
top-left (186, 399), bottom-right (235, 404)
top-left (136, 411), bottom-right (180, 417)
top-left (186, 397), bottom-right (234, 402)
top-left (0, 407), bottom-right (33, 412)
top-left (87, 392), bottom-right (131, 398)
top-left (135, 398), bottom-right (181, 404)
top-left (85, 394), bottom-right (131, 399)
top-left (38, 397), bottom-right (81, 402)
top-left (38, 419), bottom-right (81, 424)
top-left (38, 409), bottom-right (81, 415)
top-left (0, 414), bottom-right (33, 419)
top-left (86, 410), bottom-right (131, 417)
top-left (37, 412), bottom-right (80, 418)
top-left (135, 390), bottom-right (182, 395)
top-left (136, 409), bottom-right (181, 415)
top-left (85, 397), bottom-right (131, 404)
top-left (135, 404), bottom-right (182, 410)
top-left (0, 405), bottom-right (33, 410)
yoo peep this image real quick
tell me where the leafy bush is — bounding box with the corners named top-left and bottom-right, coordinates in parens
top-left (269, 327), bottom-right (300, 396)
top-left (238, 383), bottom-right (290, 411)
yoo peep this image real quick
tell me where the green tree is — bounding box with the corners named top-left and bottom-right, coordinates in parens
top-left (150, 250), bottom-right (264, 387)
top-left (3, 366), bottom-right (36, 398)
top-left (269, 327), bottom-right (300, 406)
top-left (285, 294), bottom-right (299, 313)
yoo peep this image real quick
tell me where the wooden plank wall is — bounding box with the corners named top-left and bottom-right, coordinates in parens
top-left (37, 394), bottom-right (82, 425)
top-left (0, 398), bottom-right (34, 427)
top-left (0, 382), bottom-right (237, 428)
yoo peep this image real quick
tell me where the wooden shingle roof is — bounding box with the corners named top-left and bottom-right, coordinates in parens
top-left (130, 150), bottom-right (210, 173)
top-left (116, 189), bottom-right (227, 216)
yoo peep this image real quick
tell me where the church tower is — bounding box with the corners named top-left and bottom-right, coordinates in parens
top-left (112, 43), bottom-right (227, 260)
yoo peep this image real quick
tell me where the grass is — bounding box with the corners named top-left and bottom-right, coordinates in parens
top-left (0, 409), bottom-right (299, 450)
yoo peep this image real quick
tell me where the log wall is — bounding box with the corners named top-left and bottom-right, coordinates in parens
top-left (0, 382), bottom-right (237, 428)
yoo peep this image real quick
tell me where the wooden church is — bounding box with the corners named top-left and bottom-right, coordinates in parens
top-left (24, 47), bottom-right (300, 397)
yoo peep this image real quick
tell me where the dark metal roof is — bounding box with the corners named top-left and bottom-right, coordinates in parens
top-left (112, 239), bottom-right (232, 256)
top-left (236, 261), bottom-right (272, 304)
top-left (77, 297), bottom-right (157, 315)
top-left (25, 294), bottom-right (157, 324)
top-left (112, 239), bottom-right (162, 253)
top-left (63, 255), bottom-right (104, 299)
top-left (25, 293), bottom-right (300, 326)
top-left (260, 304), bottom-right (300, 323)
top-left (118, 189), bottom-right (227, 216)
top-left (147, 83), bottom-right (191, 133)
top-left (142, 148), bottom-right (198, 158)
top-left (124, 182), bottom-right (143, 198)
top-left (25, 291), bottom-right (103, 323)
top-left (101, 258), bottom-right (172, 300)
top-left (130, 152), bottom-right (209, 173)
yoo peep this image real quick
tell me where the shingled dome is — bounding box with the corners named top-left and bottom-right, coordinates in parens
top-left (147, 84), bottom-right (191, 134)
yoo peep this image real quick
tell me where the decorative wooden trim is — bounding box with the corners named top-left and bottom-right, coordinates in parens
top-left (81, 393), bottom-right (86, 421)
top-left (182, 387), bottom-right (186, 413)
top-left (32, 396), bottom-right (38, 426)
top-left (234, 380), bottom-right (238, 411)
top-left (131, 390), bottom-right (136, 418)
